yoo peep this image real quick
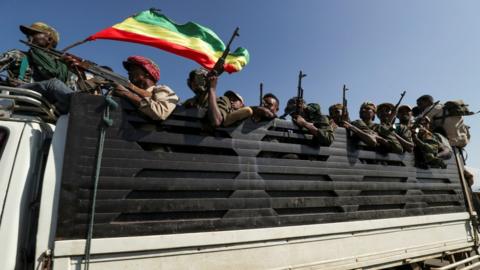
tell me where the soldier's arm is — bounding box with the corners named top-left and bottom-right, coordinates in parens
top-left (344, 121), bottom-right (377, 147)
top-left (394, 133), bottom-right (414, 153)
top-left (207, 76), bottom-right (223, 127)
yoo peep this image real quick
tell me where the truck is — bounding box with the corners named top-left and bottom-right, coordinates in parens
top-left (0, 86), bottom-right (478, 270)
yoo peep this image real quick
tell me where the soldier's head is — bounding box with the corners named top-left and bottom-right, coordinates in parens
top-left (284, 97), bottom-right (305, 116)
top-left (20, 22), bottom-right (59, 49)
top-left (418, 116), bottom-right (431, 130)
top-left (329, 103), bottom-right (343, 123)
top-left (224, 90), bottom-right (244, 110)
top-left (262, 93), bottom-right (279, 115)
top-left (397, 105), bottom-right (412, 124)
top-left (187, 67), bottom-right (208, 94)
top-left (416, 95), bottom-right (434, 111)
top-left (376, 103), bottom-right (395, 123)
top-left (359, 102), bottom-right (376, 122)
top-left (123, 56), bottom-right (160, 88)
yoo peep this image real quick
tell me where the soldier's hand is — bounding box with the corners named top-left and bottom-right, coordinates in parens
top-left (7, 78), bottom-right (22, 87)
top-left (343, 121), bottom-right (352, 129)
top-left (376, 136), bottom-right (388, 145)
top-left (113, 83), bottom-right (129, 97)
top-left (62, 54), bottom-right (82, 68)
top-left (207, 75), bottom-right (218, 90)
top-left (293, 115), bottom-right (307, 127)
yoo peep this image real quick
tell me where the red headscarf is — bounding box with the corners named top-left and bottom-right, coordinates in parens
top-left (123, 56), bottom-right (160, 82)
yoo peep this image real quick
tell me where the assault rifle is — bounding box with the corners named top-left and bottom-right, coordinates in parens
top-left (20, 40), bottom-right (135, 92)
top-left (391, 90), bottom-right (406, 124)
top-left (259, 82), bottom-right (263, 106)
top-left (342, 84), bottom-right (349, 122)
top-left (412, 100), bottom-right (441, 130)
top-left (279, 70), bottom-right (307, 119)
top-left (208, 27), bottom-right (240, 77)
top-left (296, 70), bottom-right (307, 114)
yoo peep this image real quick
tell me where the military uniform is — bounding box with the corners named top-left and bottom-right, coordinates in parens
top-left (395, 123), bottom-right (413, 144)
top-left (373, 123), bottom-right (403, 154)
top-left (414, 131), bottom-right (451, 168)
top-left (183, 93), bottom-right (208, 109)
top-left (218, 95), bottom-right (253, 127)
top-left (374, 103), bottom-right (403, 154)
top-left (301, 103), bottom-right (334, 146)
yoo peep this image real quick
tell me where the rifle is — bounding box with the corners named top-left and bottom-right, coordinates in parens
top-left (279, 70), bottom-right (307, 119)
top-left (342, 84), bottom-right (349, 122)
top-left (391, 90), bottom-right (407, 124)
top-left (22, 40), bottom-right (151, 95)
top-left (296, 70), bottom-right (307, 114)
top-left (412, 100), bottom-right (441, 130)
top-left (208, 27), bottom-right (240, 77)
top-left (20, 40), bottom-right (134, 92)
top-left (259, 82), bottom-right (263, 106)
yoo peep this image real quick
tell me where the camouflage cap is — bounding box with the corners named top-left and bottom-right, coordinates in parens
top-left (376, 102), bottom-right (395, 114)
top-left (360, 101), bottom-right (376, 112)
top-left (20, 22), bottom-right (60, 47)
top-left (224, 90), bottom-right (244, 104)
top-left (328, 103), bottom-right (343, 115)
top-left (397, 105), bottom-right (412, 113)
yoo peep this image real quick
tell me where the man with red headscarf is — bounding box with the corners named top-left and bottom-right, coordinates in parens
top-left (115, 56), bottom-right (179, 120)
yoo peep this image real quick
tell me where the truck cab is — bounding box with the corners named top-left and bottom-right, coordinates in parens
top-left (0, 87), bottom-right (478, 270)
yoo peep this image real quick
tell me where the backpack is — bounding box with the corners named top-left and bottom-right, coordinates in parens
top-left (431, 100), bottom-right (473, 148)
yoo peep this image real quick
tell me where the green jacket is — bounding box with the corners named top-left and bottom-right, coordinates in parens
top-left (374, 122), bottom-right (403, 154)
top-left (302, 103), bottom-right (334, 146)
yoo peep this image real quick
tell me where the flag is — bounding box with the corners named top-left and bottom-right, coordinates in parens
top-left (87, 9), bottom-right (249, 73)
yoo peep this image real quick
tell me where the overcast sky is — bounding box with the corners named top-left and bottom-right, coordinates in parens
top-left (1, 0), bottom-right (479, 169)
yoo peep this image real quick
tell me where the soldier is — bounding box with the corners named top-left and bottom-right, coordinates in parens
top-left (328, 103), bottom-right (346, 128)
top-left (412, 116), bottom-right (452, 168)
top-left (183, 67), bottom-right (209, 109)
top-left (0, 22), bottom-right (75, 114)
top-left (394, 105), bottom-right (415, 153)
top-left (206, 75), bottom-right (252, 127)
top-left (416, 94), bottom-right (471, 148)
top-left (252, 93), bottom-right (279, 122)
top-left (374, 103), bottom-right (403, 154)
top-left (283, 97), bottom-right (334, 146)
top-left (114, 56), bottom-right (179, 121)
top-left (343, 102), bottom-right (378, 148)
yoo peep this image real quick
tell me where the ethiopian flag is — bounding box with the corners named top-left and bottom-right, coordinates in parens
top-left (87, 9), bottom-right (249, 73)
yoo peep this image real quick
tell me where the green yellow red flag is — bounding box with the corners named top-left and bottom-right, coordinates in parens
top-left (86, 9), bottom-right (249, 73)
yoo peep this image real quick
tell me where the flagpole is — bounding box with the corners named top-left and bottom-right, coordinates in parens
top-left (62, 38), bottom-right (90, 52)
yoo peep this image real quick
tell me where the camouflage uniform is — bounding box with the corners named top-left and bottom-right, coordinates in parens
top-left (414, 131), bottom-right (450, 168)
top-left (351, 119), bottom-right (377, 135)
top-left (301, 103), bottom-right (334, 146)
top-left (374, 103), bottom-right (403, 154)
top-left (374, 123), bottom-right (403, 154)
top-left (395, 123), bottom-right (413, 145)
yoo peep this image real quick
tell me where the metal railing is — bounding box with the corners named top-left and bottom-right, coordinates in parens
top-left (0, 85), bottom-right (58, 122)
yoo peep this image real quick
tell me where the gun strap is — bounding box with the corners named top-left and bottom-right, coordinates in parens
top-left (84, 96), bottom-right (118, 270)
top-left (18, 55), bottom-right (29, 81)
